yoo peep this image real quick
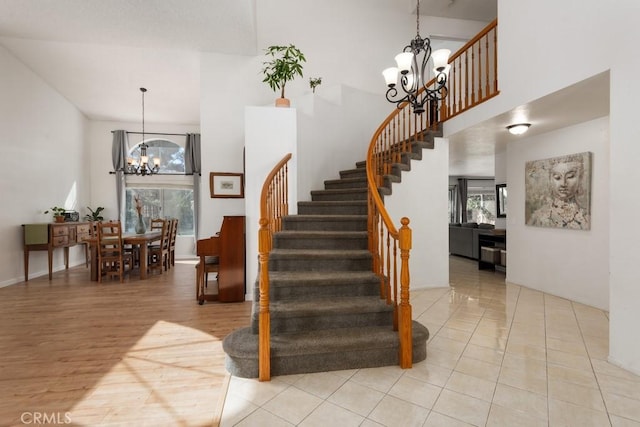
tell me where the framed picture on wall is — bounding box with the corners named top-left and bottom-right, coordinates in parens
top-left (525, 151), bottom-right (592, 230)
top-left (210, 172), bottom-right (244, 198)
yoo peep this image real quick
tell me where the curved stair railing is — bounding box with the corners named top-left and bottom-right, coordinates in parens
top-left (366, 106), bottom-right (426, 369)
top-left (366, 19), bottom-right (498, 368)
top-left (257, 153), bottom-right (292, 381)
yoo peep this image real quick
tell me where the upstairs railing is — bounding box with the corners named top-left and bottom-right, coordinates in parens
top-left (366, 19), bottom-right (498, 369)
top-left (442, 19), bottom-right (498, 120)
top-left (257, 153), bottom-right (292, 382)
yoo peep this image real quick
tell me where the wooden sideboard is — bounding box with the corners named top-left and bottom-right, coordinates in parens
top-left (22, 222), bottom-right (92, 281)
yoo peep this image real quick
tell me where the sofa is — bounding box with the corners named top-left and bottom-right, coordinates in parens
top-left (449, 222), bottom-right (495, 259)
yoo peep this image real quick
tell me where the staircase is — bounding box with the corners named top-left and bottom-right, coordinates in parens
top-left (223, 134), bottom-right (439, 378)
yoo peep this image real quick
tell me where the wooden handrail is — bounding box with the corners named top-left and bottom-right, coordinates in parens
top-left (257, 153), bottom-right (292, 381)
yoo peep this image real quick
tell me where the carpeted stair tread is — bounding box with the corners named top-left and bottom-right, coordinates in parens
top-left (298, 200), bottom-right (366, 207)
top-left (274, 230), bottom-right (367, 238)
top-left (267, 270), bottom-right (378, 283)
top-left (270, 249), bottom-right (371, 258)
top-left (268, 296), bottom-right (391, 317)
top-left (282, 215), bottom-right (368, 232)
top-left (324, 177), bottom-right (367, 189)
top-left (224, 322), bottom-right (429, 358)
top-left (284, 214), bottom-right (367, 220)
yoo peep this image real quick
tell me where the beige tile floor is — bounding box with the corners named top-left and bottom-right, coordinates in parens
top-left (220, 257), bottom-right (640, 427)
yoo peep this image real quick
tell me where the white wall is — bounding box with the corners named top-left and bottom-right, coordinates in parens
top-left (439, 0), bottom-right (640, 374)
top-left (386, 138), bottom-right (449, 288)
top-left (0, 45), bottom-right (90, 286)
top-left (295, 85), bottom-right (392, 200)
top-left (608, 6), bottom-right (640, 374)
top-left (506, 117), bottom-right (609, 310)
top-left (245, 107), bottom-right (297, 300)
top-left (494, 0), bottom-right (640, 374)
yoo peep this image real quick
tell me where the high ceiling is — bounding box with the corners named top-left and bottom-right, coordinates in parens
top-left (8, 0), bottom-right (601, 179)
top-left (0, 0), bottom-right (256, 125)
top-left (0, 0), bottom-right (495, 126)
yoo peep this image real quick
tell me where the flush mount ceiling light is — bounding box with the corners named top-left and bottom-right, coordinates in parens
top-left (506, 123), bottom-right (531, 135)
top-left (382, 0), bottom-right (450, 115)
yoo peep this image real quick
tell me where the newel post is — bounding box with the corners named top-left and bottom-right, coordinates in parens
top-left (398, 217), bottom-right (413, 368)
top-left (258, 217), bottom-right (271, 381)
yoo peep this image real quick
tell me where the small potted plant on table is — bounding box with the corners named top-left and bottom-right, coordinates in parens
top-left (45, 207), bottom-right (66, 223)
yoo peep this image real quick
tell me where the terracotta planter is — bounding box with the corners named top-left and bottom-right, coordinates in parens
top-left (54, 216), bottom-right (65, 223)
top-left (275, 97), bottom-right (290, 108)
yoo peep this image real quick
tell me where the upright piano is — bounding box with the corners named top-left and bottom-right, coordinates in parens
top-left (196, 215), bottom-right (245, 303)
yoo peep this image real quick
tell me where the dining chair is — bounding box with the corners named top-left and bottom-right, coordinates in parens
top-left (148, 219), bottom-right (169, 274)
top-left (97, 220), bottom-right (133, 283)
top-left (168, 218), bottom-right (178, 269)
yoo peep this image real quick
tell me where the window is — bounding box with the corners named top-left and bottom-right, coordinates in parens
top-left (448, 185), bottom-right (458, 223)
top-left (125, 138), bottom-right (194, 236)
top-left (466, 183), bottom-right (496, 225)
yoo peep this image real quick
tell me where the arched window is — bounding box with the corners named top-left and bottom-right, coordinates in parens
top-left (124, 138), bottom-right (194, 236)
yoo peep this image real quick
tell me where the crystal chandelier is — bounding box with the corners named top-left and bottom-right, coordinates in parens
top-left (382, 0), bottom-right (451, 115)
top-left (125, 87), bottom-right (160, 176)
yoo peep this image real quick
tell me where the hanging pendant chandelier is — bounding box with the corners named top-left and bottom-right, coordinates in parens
top-left (382, 0), bottom-right (451, 115)
top-left (125, 87), bottom-right (160, 176)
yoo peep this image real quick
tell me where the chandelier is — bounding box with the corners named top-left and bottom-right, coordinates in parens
top-left (382, 0), bottom-right (451, 115)
top-left (125, 87), bottom-right (160, 176)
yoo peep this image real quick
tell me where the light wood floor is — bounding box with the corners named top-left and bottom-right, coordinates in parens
top-left (0, 261), bottom-right (252, 426)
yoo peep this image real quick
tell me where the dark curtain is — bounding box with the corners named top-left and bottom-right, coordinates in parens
top-left (185, 133), bottom-right (202, 240)
top-left (457, 178), bottom-right (468, 223)
top-left (111, 130), bottom-right (128, 221)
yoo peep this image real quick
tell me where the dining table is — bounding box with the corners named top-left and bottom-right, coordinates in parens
top-left (89, 231), bottom-right (162, 281)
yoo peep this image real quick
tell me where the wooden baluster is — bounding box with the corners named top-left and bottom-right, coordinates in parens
top-left (398, 217), bottom-right (413, 368)
top-left (485, 33), bottom-right (490, 100)
top-left (258, 217), bottom-right (271, 381)
top-left (386, 230), bottom-right (391, 305)
top-left (471, 44), bottom-right (476, 104)
top-left (379, 216), bottom-right (385, 298)
top-left (458, 56), bottom-right (462, 113)
top-left (478, 37), bottom-right (483, 100)
top-left (393, 239), bottom-right (398, 331)
top-left (283, 163), bottom-right (289, 219)
top-left (464, 50), bottom-right (469, 109)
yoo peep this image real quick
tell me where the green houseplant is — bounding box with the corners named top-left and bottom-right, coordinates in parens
top-left (262, 44), bottom-right (306, 107)
top-left (45, 206), bottom-right (66, 223)
top-left (309, 77), bottom-right (322, 93)
top-left (85, 206), bottom-right (105, 222)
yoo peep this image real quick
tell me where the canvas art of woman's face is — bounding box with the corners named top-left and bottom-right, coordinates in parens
top-left (550, 161), bottom-right (581, 201)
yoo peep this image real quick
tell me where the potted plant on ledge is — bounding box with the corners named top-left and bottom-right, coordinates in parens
top-left (262, 44), bottom-right (306, 108)
top-left (84, 206), bottom-right (105, 222)
top-left (45, 207), bottom-right (66, 223)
